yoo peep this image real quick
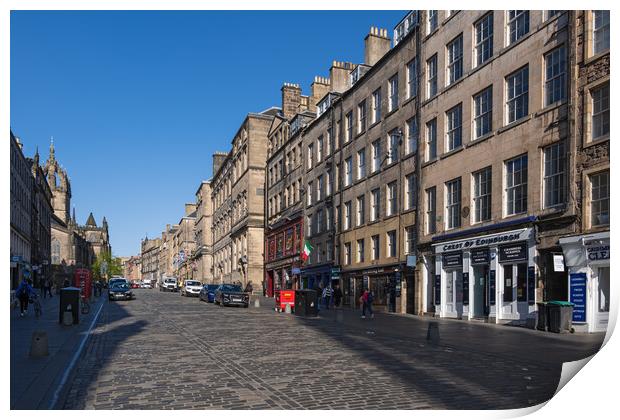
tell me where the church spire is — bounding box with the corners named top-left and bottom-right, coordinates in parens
top-left (72, 207), bottom-right (77, 223)
top-left (86, 212), bottom-right (97, 227)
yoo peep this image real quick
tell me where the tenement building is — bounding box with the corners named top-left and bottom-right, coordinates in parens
top-left (158, 224), bottom-right (178, 282)
top-left (192, 181), bottom-right (214, 283)
top-left (140, 236), bottom-right (160, 284)
top-left (172, 203), bottom-right (197, 280)
top-left (211, 108), bottom-right (276, 292)
top-left (264, 83), bottom-right (317, 296)
top-left (559, 10), bottom-right (609, 333)
top-left (415, 10), bottom-right (604, 326)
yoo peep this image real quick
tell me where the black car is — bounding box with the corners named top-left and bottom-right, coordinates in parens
top-left (214, 284), bottom-right (249, 307)
top-left (108, 281), bottom-right (134, 301)
top-left (199, 284), bottom-right (219, 303)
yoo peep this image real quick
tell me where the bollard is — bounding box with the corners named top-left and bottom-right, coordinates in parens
top-left (426, 322), bottom-right (440, 345)
top-left (285, 303), bottom-right (292, 314)
top-left (254, 298), bottom-right (260, 308)
top-left (29, 331), bottom-right (49, 357)
top-left (62, 304), bottom-right (73, 326)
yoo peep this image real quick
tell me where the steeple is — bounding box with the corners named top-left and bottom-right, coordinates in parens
top-left (72, 207), bottom-right (77, 224)
top-left (86, 212), bottom-right (97, 227)
top-left (34, 146), bottom-right (39, 166)
top-left (49, 137), bottom-right (55, 162)
top-left (102, 216), bottom-right (108, 227)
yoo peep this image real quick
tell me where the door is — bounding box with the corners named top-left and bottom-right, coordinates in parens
top-left (501, 263), bottom-right (527, 318)
top-left (594, 266), bottom-right (610, 332)
top-left (445, 270), bottom-right (463, 316)
top-left (473, 265), bottom-right (489, 317)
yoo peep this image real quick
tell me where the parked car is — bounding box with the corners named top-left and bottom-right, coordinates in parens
top-left (199, 284), bottom-right (219, 303)
top-left (181, 280), bottom-right (203, 297)
top-left (109, 278), bottom-right (128, 289)
top-left (214, 284), bottom-right (249, 307)
top-left (108, 281), bottom-right (134, 301)
top-left (160, 277), bottom-right (178, 292)
top-left (141, 280), bottom-right (152, 289)
top-left (130, 282), bottom-right (140, 289)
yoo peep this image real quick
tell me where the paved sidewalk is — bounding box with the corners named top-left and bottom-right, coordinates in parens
top-left (10, 292), bottom-right (104, 409)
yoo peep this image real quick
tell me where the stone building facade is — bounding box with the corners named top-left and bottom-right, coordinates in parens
top-left (173, 204), bottom-right (197, 281)
top-left (157, 224), bottom-right (178, 283)
top-left (122, 255), bottom-right (142, 282)
top-left (77, 213), bottom-right (111, 259)
top-left (193, 181), bottom-right (214, 283)
top-left (211, 109), bottom-right (276, 292)
top-left (140, 237), bottom-right (161, 283)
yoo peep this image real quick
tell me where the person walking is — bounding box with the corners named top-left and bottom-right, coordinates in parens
top-left (323, 283), bottom-right (333, 309)
top-left (15, 274), bottom-right (35, 317)
top-left (360, 288), bottom-right (374, 319)
top-left (44, 277), bottom-right (53, 298)
top-left (333, 284), bottom-right (343, 308)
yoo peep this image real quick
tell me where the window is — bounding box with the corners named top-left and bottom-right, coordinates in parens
top-left (473, 167), bottom-right (492, 222)
top-left (358, 100), bottom-right (367, 133)
top-left (317, 175), bottom-right (324, 201)
top-left (446, 178), bottom-right (462, 229)
top-left (317, 136), bottom-right (323, 162)
top-left (593, 11), bottom-right (610, 54)
top-left (473, 86), bottom-right (493, 139)
top-left (406, 118), bottom-right (418, 155)
top-left (474, 13), bottom-right (494, 66)
top-left (388, 130), bottom-right (400, 164)
top-left (544, 142), bottom-right (566, 208)
top-left (357, 148), bottom-right (366, 179)
top-left (371, 140), bottom-right (381, 172)
top-left (591, 83), bottom-right (610, 139)
top-left (335, 205), bottom-right (341, 230)
top-left (426, 118), bottom-right (437, 160)
top-left (389, 74), bottom-right (399, 112)
top-left (405, 226), bottom-right (415, 254)
top-left (371, 189), bottom-right (380, 221)
top-left (405, 173), bottom-right (416, 211)
top-left (357, 239), bottom-right (365, 263)
top-left (346, 112), bottom-right (353, 142)
top-left (326, 169), bottom-right (332, 196)
top-left (372, 235), bottom-right (380, 260)
top-left (507, 11), bottom-right (529, 45)
top-left (307, 181), bottom-right (313, 206)
top-left (345, 157), bottom-right (353, 186)
top-left (387, 230), bottom-right (396, 257)
top-left (407, 58), bottom-right (418, 99)
top-left (446, 35), bottom-right (463, 85)
top-left (590, 171), bottom-right (609, 226)
top-left (326, 127), bottom-right (333, 156)
top-left (506, 66), bottom-right (529, 123)
top-left (545, 46), bottom-right (566, 106)
top-left (316, 209), bottom-right (323, 234)
top-left (344, 201), bottom-right (352, 230)
top-left (307, 144), bottom-right (314, 169)
top-left (326, 206), bottom-right (333, 229)
top-left (505, 154), bottom-right (528, 215)
top-left (307, 215), bottom-right (312, 236)
top-left (356, 195), bottom-right (365, 226)
top-left (446, 104), bottom-right (462, 151)
top-left (427, 55), bottom-right (438, 98)
top-left (344, 242), bottom-right (351, 265)
top-left (427, 10), bottom-right (438, 34)
top-left (546, 11), bottom-right (562, 20)
top-left (372, 89), bottom-right (381, 124)
top-left (387, 181), bottom-right (397, 216)
top-left (316, 244), bottom-right (322, 263)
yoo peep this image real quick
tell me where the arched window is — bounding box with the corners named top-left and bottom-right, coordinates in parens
top-left (52, 239), bottom-right (61, 264)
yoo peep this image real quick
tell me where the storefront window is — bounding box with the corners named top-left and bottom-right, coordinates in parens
top-left (598, 267), bottom-right (610, 312)
top-left (516, 263), bottom-right (527, 302)
top-left (503, 264), bottom-right (514, 302)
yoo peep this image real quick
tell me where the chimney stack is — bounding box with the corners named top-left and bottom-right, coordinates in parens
top-left (212, 152), bottom-right (228, 175)
top-left (329, 60), bottom-right (355, 93)
top-left (281, 82), bottom-right (302, 120)
top-left (184, 203), bottom-right (197, 217)
top-left (365, 27), bottom-right (391, 66)
top-left (310, 76), bottom-right (331, 111)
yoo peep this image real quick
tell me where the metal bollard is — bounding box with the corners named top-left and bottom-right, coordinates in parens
top-left (254, 298), bottom-right (260, 308)
top-left (30, 331), bottom-right (49, 357)
top-left (426, 322), bottom-right (440, 345)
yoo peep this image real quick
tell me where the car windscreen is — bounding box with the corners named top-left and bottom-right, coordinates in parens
top-left (207, 285), bottom-right (219, 291)
top-left (186, 281), bottom-right (201, 286)
top-left (115, 283), bottom-right (129, 289)
top-left (222, 285), bottom-right (242, 292)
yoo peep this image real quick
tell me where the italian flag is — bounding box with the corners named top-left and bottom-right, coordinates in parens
top-left (301, 240), bottom-right (313, 263)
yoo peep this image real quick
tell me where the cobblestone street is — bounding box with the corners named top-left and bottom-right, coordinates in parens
top-left (60, 289), bottom-right (603, 410)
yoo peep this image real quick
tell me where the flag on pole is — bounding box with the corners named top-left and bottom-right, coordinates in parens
top-left (300, 240), bottom-right (313, 263)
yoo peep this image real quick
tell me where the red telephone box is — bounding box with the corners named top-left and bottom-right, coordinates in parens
top-left (74, 268), bottom-right (92, 299)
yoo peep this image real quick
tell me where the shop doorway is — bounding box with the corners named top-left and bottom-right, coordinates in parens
top-left (445, 270), bottom-right (463, 318)
top-left (501, 263), bottom-right (527, 318)
top-left (594, 266), bottom-right (610, 332)
top-left (473, 265), bottom-right (489, 317)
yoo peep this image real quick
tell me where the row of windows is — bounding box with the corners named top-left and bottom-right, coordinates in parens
top-left (213, 147), bottom-right (248, 208)
top-left (269, 178), bottom-right (302, 219)
top-left (343, 226), bottom-right (415, 265)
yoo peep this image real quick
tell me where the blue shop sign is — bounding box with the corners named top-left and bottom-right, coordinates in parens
top-left (570, 273), bottom-right (587, 323)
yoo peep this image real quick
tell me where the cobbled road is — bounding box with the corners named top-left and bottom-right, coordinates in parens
top-left (62, 289), bottom-right (604, 410)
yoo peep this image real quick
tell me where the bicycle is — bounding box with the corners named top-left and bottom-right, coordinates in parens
top-left (31, 294), bottom-right (42, 319)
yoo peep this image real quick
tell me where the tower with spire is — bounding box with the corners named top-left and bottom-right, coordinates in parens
top-left (43, 138), bottom-right (72, 224)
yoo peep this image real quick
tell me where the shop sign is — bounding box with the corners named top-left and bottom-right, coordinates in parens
top-left (363, 275), bottom-right (369, 289)
top-left (442, 252), bottom-right (463, 268)
top-left (489, 270), bottom-right (496, 305)
top-left (553, 254), bottom-right (565, 272)
top-left (434, 274), bottom-right (441, 305)
top-left (470, 248), bottom-right (489, 265)
top-left (498, 242), bottom-right (528, 262)
top-left (406, 255), bottom-right (416, 267)
top-left (527, 266), bottom-right (535, 304)
top-left (11, 256), bottom-right (22, 263)
top-left (292, 267), bottom-right (301, 275)
top-left (586, 245), bottom-right (609, 261)
top-left (462, 272), bottom-right (469, 305)
top-left (437, 229), bottom-right (528, 253)
top-left (570, 273), bottom-right (587, 323)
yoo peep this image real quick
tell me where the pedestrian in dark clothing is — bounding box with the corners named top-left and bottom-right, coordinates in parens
top-left (15, 277), bottom-right (35, 317)
top-left (44, 278), bottom-right (53, 298)
top-left (323, 283), bottom-right (333, 309)
top-left (360, 288), bottom-right (374, 319)
top-left (333, 284), bottom-right (343, 308)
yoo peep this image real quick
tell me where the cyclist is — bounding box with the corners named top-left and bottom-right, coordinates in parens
top-left (15, 271), bottom-right (35, 317)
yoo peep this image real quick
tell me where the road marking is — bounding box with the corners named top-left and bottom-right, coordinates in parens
top-left (48, 299), bottom-right (104, 409)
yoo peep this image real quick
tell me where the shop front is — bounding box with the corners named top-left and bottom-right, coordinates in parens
top-left (264, 219), bottom-right (302, 297)
top-left (559, 231), bottom-right (609, 333)
top-left (300, 263), bottom-right (332, 290)
top-left (340, 264), bottom-right (401, 311)
top-left (433, 227), bottom-right (537, 324)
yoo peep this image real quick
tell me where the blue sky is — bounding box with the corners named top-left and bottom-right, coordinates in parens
top-left (11, 10), bottom-right (406, 257)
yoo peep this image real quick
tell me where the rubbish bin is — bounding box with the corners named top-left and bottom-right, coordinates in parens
top-left (294, 289), bottom-right (318, 317)
top-left (536, 303), bottom-right (548, 331)
top-left (59, 287), bottom-right (80, 325)
top-left (547, 301), bottom-right (575, 333)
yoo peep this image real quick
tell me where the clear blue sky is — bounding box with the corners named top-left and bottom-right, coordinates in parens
top-left (11, 10), bottom-right (406, 257)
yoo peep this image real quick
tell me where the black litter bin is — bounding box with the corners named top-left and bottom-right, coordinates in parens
top-left (59, 287), bottom-right (80, 325)
top-left (536, 303), bottom-right (548, 331)
top-left (547, 301), bottom-right (575, 333)
top-left (295, 289), bottom-right (318, 317)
